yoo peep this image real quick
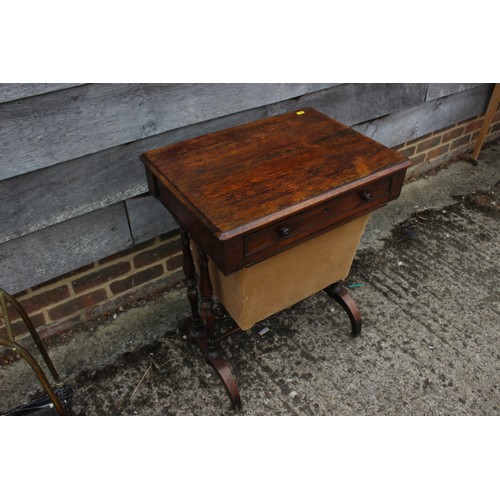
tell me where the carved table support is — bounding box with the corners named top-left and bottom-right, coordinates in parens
top-left (324, 281), bottom-right (362, 337)
top-left (180, 231), bottom-right (242, 410)
top-left (180, 230), bottom-right (202, 332)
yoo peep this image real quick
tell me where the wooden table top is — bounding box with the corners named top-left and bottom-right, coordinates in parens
top-left (141, 108), bottom-right (411, 274)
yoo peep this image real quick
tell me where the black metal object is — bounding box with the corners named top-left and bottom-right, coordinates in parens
top-left (2, 383), bottom-right (74, 416)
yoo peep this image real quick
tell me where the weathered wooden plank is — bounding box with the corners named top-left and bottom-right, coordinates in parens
top-left (0, 203), bottom-right (132, 294)
top-left (266, 83), bottom-right (427, 126)
top-left (0, 83), bottom-right (84, 104)
top-left (353, 84), bottom-right (492, 147)
top-left (126, 195), bottom-right (177, 245)
top-left (3, 82), bottom-right (486, 246)
top-left (0, 83), bottom-right (336, 180)
top-left (426, 83), bottom-right (484, 101)
top-left (0, 104), bottom-right (274, 244)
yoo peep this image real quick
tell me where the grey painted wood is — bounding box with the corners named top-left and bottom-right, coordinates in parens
top-left (1, 82), bottom-right (486, 245)
top-left (0, 104), bottom-right (276, 244)
top-left (267, 83), bottom-right (427, 126)
top-left (2, 82), bottom-right (494, 296)
top-left (0, 203), bottom-right (132, 294)
top-left (0, 143), bottom-right (146, 245)
top-left (0, 83), bottom-right (336, 180)
top-left (126, 195), bottom-right (177, 245)
top-left (0, 83), bottom-right (84, 104)
top-left (426, 83), bottom-right (484, 101)
top-left (353, 84), bottom-right (492, 147)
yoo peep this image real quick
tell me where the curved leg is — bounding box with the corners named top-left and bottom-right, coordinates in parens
top-left (324, 281), bottom-right (362, 337)
top-left (0, 289), bottom-right (71, 415)
top-left (208, 354), bottom-right (242, 410)
top-left (197, 249), bottom-right (242, 410)
top-left (0, 338), bottom-right (67, 415)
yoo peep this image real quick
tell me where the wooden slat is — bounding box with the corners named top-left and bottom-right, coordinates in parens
top-left (353, 84), bottom-right (492, 147)
top-left (0, 83), bottom-right (84, 104)
top-left (2, 83), bottom-right (492, 248)
top-left (0, 82), bottom-right (477, 245)
top-left (266, 83), bottom-right (427, 125)
top-left (0, 105), bottom-right (273, 244)
top-left (0, 203), bottom-right (132, 294)
top-left (0, 83), bottom-right (336, 180)
top-left (0, 84), bottom-right (430, 244)
top-left (126, 194), bottom-right (177, 245)
top-left (426, 83), bottom-right (484, 101)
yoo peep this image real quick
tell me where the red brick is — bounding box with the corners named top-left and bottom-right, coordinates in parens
top-left (398, 145), bottom-right (416, 157)
top-left (109, 265), bottom-right (164, 295)
top-left (166, 253), bottom-right (183, 271)
top-left (133, 240), bottom-right (181, 269)
top-left (465, 120), bottom-right (482, 134)
top-left (490, 122), bottom-right (500, 134)
top-left (451, 134), bottom-right (472, 150)
top-left (72, 262), bottom-right (131, 293)
top-left (442, 126), bottom-right (464, 143)
top-left (0, 312), bottom-right (45, 339)
top-left (426, 144), bottom-right (450, 161)
top-left (18, 285), bottom-right (70, 315)
top-left (416, 136), bottom-right (441, 153)
top-left (48, 289), bottom-right (108, 321)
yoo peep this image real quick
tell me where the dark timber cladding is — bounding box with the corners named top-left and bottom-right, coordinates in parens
top-left (0, 83), bottom-right (493, 294)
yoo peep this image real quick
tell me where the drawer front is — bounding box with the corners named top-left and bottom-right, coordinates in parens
top-left (244, 176), bottom-right (392, 262)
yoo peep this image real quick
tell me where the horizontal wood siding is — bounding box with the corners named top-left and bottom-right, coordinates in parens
top-left (0, 83), bottom-right (84, 104)
top-left (0, 82), bottom-right (494, 294)
top-left (425, 83), bottom-right (483, 101)
top-left (353, 84), bottom-right (492, 146)
top-left (125, 195), bottom-right (177, 245)
top-left (0, 83), bottom-right (334, 180)
top-left (0, 83), bottom-right (427, 245)
top-left (0, 204), bottom-right (132, 294)
top-left (267, 83), bottom-right (428, 125)
top-left (0, 104), bottom-right (274, 244)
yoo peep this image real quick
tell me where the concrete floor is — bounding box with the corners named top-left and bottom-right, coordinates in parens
top-left (1, 141), bottom-right (499, 416)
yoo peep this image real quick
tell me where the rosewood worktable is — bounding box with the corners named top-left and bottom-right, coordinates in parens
top-left (140, 108), bottom-right (411, 409)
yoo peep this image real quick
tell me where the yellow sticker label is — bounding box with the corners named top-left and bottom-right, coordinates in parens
top-left (296, 110), bottom-right (305, 115)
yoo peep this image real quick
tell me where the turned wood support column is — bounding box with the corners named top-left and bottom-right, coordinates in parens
top-left (180, 230), bottom-right (202, 331)
top-left (198, 249), bottom-right (216, 351)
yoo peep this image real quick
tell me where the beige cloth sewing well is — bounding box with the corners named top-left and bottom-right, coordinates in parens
top-left (193, 214), bottom-right (369, 330)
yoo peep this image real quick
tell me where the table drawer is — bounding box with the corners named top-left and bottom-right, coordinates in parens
top-left (244, 176), bottom-right (392, 262)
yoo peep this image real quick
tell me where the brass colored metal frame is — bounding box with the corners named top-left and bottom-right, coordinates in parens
top-left (0, 289), bottom-right (68, 416)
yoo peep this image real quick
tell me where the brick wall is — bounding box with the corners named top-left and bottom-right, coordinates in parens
top-left (0, 232), bottom-right (183, 351)
top-left (397, 110), bottom-right (500, 178)
top-left (1, 108), bottom-right (499, 353)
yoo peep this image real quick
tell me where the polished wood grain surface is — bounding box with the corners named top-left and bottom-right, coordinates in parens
top-left (141, 108), bottom-right (411, 274)
top-left (142, 108), bottom-right (410, 235)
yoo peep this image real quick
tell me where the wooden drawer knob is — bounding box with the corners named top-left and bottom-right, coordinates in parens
top-left (279, 226), bottom-right (292, 239)
top-left (361, 191), bottom-right (372, 202)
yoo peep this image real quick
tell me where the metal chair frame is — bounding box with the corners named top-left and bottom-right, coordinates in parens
top-left (1, 289), bottom-right (71, 416)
